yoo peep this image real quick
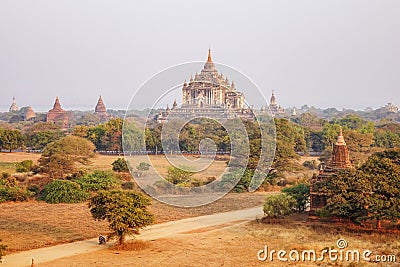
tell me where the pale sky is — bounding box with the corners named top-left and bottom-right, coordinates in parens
top-left (0, 0), bottom-right (399, 112)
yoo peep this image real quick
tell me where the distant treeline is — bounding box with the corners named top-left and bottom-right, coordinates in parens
top-left (0, 114), bottom-right (399, 168)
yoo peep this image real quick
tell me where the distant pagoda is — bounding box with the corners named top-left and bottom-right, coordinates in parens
top-left (267, 90), bottom-right (284, 116)
top-left (94, 95), bottom-right (110, 121)
top-left (24, 106), bottom-right (36, 121)
top-left (157, 49), bottom-right (254, 122)
top-left (9, 97), bottom-right (18, 112)
top-left (46, 97), bottom-right (69, 128)
top-left (310, 127), bottom-right (354, 213)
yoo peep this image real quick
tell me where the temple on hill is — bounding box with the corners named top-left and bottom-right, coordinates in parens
top-left (9, 97), bottom-right (18, 112)
top-left (46, 97), bottom-right (69, 128)
top-left (157, 49), bottom-right (254, 122)
top-left (94, 95), bottom-right (110, 121)
top-left (310, 127), bottom-right (354, 213)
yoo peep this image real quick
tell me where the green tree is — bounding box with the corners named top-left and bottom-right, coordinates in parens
top-left (165, 166), bottom-right (195, 185)
top-left (39, 136), bottom-right (95, 178)
top-left (318, 149), bottom-right (400, 228)
top-left (263, 193), bottom-right (296, 218)
top-left (374, 123), bottom-right (400, 148)
top-left (273, 118), bottom-right (304, 171)
top-left (25, 122), bottom-right (64, 150)
top-left (87, 118), bottom-right (124, 151)
top-left (297, 112), bottom-right (324, 128)
top-left (112, 158), bottom-right (130, 172)
top-left (89, 190), bottom-right (154, 244)
top-left (282, 183), bottom-right (310, 212)
top-left (123, 121), bottom-right (144, 152)
top-left (0, 128), bottom-right (24, 152)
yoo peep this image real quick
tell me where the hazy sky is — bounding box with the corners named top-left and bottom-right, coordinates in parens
top-left (0, 0), bottom-right (399, 111)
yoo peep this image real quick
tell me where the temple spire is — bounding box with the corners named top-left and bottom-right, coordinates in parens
top-left (9, 97), bottom-right (18, 112)
top-left (336, 126), bottom-right (346, 145)
top-left (207, 48), bottom-right (212, 63)
top-left (53, 96), bottom-right (62, 110)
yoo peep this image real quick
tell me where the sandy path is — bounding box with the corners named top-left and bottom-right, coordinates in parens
top-left (2, 206), bottom-right (264, 267)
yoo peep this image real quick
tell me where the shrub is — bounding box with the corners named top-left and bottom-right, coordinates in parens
top-left (166, 166), bottom-right (194, 185)
top-left (30, 165), bottom-right (41, 174)
top-left (27, 185), bottom-right (41, 196)
top-left (136, 162), bottom-right (150, 171)
top-left (40, 180), bottom-right (89, 203)
top-left (15, 160), bottom-right (33, 173)
top-left (217, 168), bottom-right (261, 192)
top-left (74, 170), bottom-right (119, 192)
top-left (112, 158), bottom-right (130, 172)
top-left (281, 183), bottom-right (310, 212)
top-left (0, 173), bottom-right (17, 188)
top-left (263, 193), bottom-right (296, 218)
top-left (122, 181), bottom-right (137, 190)
top-left (0, 186), bottom-right (30, 203)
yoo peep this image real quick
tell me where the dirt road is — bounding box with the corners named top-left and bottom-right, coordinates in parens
top-left (2, 206), bottom-right (264, 267)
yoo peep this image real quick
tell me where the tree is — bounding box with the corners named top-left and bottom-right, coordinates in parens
top-left (25, 122), bottom-right (64, 150)
top-left (282, 183), bottom-right (310, 212)
top-left (112, 158), bottom-right (130, 172)
top-left (0, 128), bottom-right (24, 152)
top-left (318, 149), bottom-right (400, 228)
top-left (165, 166), bottom-right (194, 185)
top-left (39, 136), bottom-right (95, 178)
top-left (89, 190), bottom-right (154, 244)
top-left (374, 123), bottom-right (400, 149)
top-left (0, 239), bottom-right (6, 263)
top-left (87, 118), bottom-right (124, 151)
top-left (263, 193), bottom-right (296, 218)
top-left (273, 118), bottom-right (303, 171)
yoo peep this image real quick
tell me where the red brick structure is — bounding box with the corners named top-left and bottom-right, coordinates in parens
top-left (46, 97), bottom-right (69, 128)
top-left (94, 95), bottom-right (110, 121)
top-left (310, 127), bottom-right (354, 213)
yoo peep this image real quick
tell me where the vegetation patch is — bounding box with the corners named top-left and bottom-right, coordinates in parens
top-left (40, 180), bottom-right (89, 204)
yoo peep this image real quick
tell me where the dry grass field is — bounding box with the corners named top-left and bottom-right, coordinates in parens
top-left (0, 152), bottom-right (227, 180)
top-left (40, 216), bottom-right (400, 267)
top-left (0, 192), bottom-right (266, 252)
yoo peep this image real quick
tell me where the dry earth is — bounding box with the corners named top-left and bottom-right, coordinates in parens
top-left (0, 193), bottom-right (267, 252)
top-left (39, 218), bottom-right (400, 267)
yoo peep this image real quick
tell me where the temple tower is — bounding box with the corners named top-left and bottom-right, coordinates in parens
top-left (310, 127), bottom-right (354, 213)
top-left (24, 106), bottom-right (36, 120)
top-left (46, 97), bottom-right (69, 128)
top-left (9, 97), bottom-right (18, 112)
top-left (94, 95), bottom-right (109, 121)
top-left (331, 127), bottom-right (353, 168)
